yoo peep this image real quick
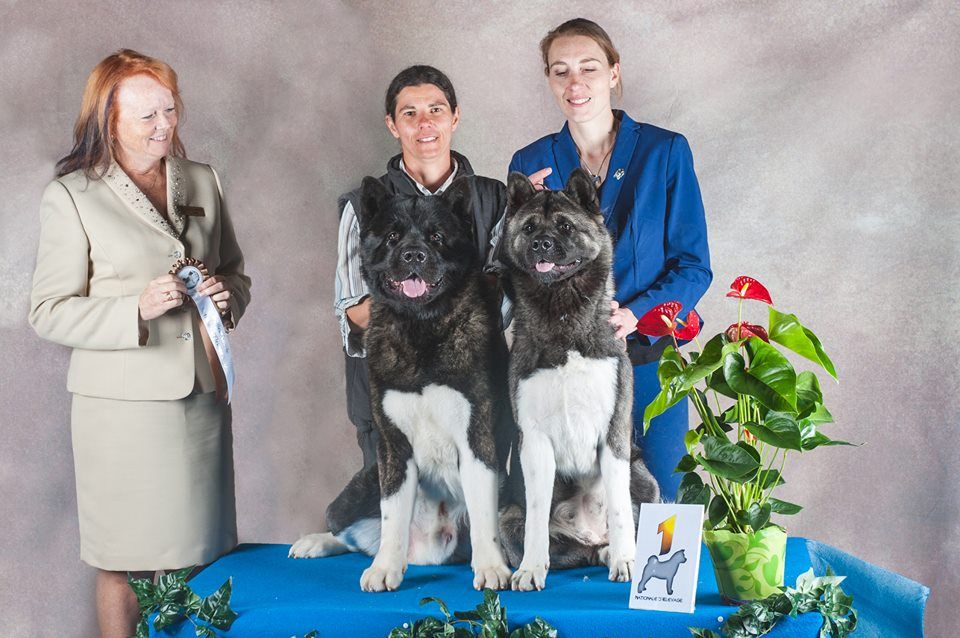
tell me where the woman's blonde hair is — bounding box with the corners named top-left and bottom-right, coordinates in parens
top-left (56, 49), bottom-right (185, 178)
top-left (539, 18), bottom-right (623, 97)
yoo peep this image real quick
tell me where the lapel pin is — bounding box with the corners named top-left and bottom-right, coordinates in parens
top-left (614, 168), bottom-right (625, 181)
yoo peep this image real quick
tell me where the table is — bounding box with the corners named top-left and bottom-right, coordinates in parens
top-left (151, 537), bottom-right (928, 637)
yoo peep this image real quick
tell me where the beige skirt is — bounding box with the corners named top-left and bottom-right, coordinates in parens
top-left (71, 391), bottom-right (237, 571)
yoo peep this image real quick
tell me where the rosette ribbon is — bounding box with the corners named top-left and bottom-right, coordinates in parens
top-left (170, 258), bottom-right (235, 403)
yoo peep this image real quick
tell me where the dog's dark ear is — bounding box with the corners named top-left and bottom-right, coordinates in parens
top-left (507, 171), bottom-right (537, 217)
top-left (440, 176), bottom-right (474, 227)
top-left (359, 177), bottom-right (390, 233)
top-left (563, 168), bottom-right (600, 214)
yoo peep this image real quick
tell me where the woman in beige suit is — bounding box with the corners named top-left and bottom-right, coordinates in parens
top-left (29, 49), bottom-right (251, 638)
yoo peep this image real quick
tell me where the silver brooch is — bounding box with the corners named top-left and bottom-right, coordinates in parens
top-left (614, 168), bottom-right (625, 181)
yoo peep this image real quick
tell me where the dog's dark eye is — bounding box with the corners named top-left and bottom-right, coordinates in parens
top-left (558, 223), bottom-right (572, 234)
top-left (522, 223), bottom-right (535, 234)
top-left (387, 231), bottom-right (400, 244)
top-left (430, 232), bottom-right (443, 244)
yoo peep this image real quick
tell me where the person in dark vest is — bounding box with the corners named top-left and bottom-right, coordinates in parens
top-left (334, 65), bottom-right (508, 469)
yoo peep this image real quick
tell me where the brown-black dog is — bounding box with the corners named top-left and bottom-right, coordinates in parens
top-left (291, 177), bottom-right (513, 592)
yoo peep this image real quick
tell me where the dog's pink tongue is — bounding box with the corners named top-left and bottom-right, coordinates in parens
top-left (401, 277), bottom-right (428, 297)
top-left (536, 261), bottom-right (556, 273)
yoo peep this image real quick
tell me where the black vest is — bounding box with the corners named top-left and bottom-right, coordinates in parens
top-left (338, 151), bottom-right (506, 265)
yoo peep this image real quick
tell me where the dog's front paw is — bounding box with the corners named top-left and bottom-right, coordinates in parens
top-left (605, 553), bottom-right (634, 582)
top-left (360, 560), bottom-right (406, 592)
top-left (473, 562), bottom-right (512, 590)
top-left (288, 532), bottom-right (338, 559)
top-left (511, 563), bottom-right (548, 591)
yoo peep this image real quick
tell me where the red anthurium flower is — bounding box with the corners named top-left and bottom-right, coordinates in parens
top-left (635, 302), bottom-right (701, 340)
top-left (635, 302), bottom-right (682, 337)
top-left (726, 276), bottom-right (773, 305)
top-left (725, 322), bottom-right (770, 342)
top-left (675, 310), bottom-right (702, 340)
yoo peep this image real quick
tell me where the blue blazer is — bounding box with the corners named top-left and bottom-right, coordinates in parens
top-left (508, 111), bottom-right (712, 326)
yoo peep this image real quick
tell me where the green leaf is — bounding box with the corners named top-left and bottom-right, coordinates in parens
top-left (744, 412), bottom-right (802, 451)
top-left (744, 338), bottom-right (798, 411)
top-left (643, 382), bottom-right (690, 432)
top-left (511, 617), bottom-right (558, 638)
top-left (697, 436), bottom-right (761, 481)
top-left (740, 502), bottom-right (772, 532)
top-left (684, 429), bottom-right (703, 454)
top-left (795, 371), bottom-right (824, 418)
top-left (754, 469), bottom-right (785, 491)
top-left (677, 472), bottom-right (711, 506)
top-left (709, 367), bottom-right (738, 399)
top-left (127, 575), bottom-right (157, 613)
top-left (768, 307), bottom-right (838, 379)
top-left (195, 625), bottom-right (217, 638)
top-left (152, 601), bottom-right (183, 631)
top-left (675, 454), bottom-right (698, 473)
top-left (800, 424), bottom-right (855, 451)
top-left (197, 577), bottom-right (238, 630)
top-left (453, 610), bottom-right (481, 623)
top-left (804, 403), bottom-right (834, 425)
top-left (723, 344), bottom-right (796, 413)
top-left (677, 334), bottom-right (728, 390)
top-left (134, 619), bottom-right (150, 638)
top-left (768, 498), bottom-right (802, 515)
top-left (303, 632), bottom-right (320, 638)
top-left (421, 596), bottom-right (452, 620)
top-left (658, 345), bottom-right (685, 383)
top-left (707, 495), bottom-right (729, 528)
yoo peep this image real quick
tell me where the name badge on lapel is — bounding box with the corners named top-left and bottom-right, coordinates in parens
top-left (178, 205), bottom-right (206, 217)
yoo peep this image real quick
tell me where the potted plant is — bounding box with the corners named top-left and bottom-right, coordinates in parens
top-left (637, 276), bottom-right (851, 603)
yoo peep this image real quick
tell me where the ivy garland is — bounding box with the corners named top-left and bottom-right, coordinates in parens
top-left (690, 568), bottom-right (858, 638)
top-left (129, 567), bottom-right (855, 638)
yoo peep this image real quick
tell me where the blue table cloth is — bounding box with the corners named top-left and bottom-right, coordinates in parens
top-left (152, 537), bottom-right (927, 637)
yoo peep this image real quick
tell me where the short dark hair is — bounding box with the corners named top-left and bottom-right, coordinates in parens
top-left (384, 65), bottom-right (458, 118)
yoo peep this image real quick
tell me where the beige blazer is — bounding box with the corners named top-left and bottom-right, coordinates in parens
top-left (29, 157), bottom-right (251, 400)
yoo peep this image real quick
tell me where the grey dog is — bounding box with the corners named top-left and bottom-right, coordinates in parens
top-left (499, 168), bottom-right (660, 591)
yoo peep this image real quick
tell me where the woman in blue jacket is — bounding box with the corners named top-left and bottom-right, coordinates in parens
top-left (508, 18), bottom-right (712, 498)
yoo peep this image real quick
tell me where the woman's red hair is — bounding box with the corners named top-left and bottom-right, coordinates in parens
top-left (56, 49), bottom-right (186, 178)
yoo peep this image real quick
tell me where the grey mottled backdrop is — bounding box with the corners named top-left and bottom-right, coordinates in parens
top-left (1, 1), bottom-right (957, 636)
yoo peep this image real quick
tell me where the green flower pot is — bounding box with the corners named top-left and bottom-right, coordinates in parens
top-left (703, 526), bottom-right (787, 604)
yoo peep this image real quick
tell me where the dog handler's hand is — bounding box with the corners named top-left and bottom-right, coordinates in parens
top-left (527, 167), bottom-right (552, 191)
top-left (609, 300), bottom-right (638, 340)
top-left (197, 275), bottom-right (232, 314)
top-left (139, 274), bottom-right (187, 321)
top-left (345, 297), bottom-right (372, 332)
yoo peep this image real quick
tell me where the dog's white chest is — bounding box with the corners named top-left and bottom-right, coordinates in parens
top-left (382, 384), bottom-right (471, 498)
top-left (516, 352), bottom-right (619, 476)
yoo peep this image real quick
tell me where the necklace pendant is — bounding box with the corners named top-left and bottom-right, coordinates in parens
top-left (593, 174), bottom-right (602, 187)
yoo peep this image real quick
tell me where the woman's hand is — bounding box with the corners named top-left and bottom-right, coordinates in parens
top-left (197, 275), bottom-right (232, 314)
top-left (138, 274), bottom-right (187, 321)
top-left (609, 300), bottom-right (637, 340)
top-left (527, 167), bottom-right (553, 191)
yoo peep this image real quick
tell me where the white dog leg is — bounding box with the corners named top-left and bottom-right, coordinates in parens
top-left (512, 430), bottom-right (555, 591)
top-left (360, 459), bottom-right (417, 592)
top-left (599, 444), bottom-right (636, 582)
top-left (289, 532), bottom-right (350, 558)
top-left (459, 454), bottom-right (511, 590)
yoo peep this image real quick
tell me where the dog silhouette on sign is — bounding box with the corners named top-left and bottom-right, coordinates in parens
top-left (637, 549), bottom-right (687, 595)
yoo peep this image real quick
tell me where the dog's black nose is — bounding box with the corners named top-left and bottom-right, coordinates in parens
top-left (531, 237), bottom-right (554, 252)
top-left (402, 249), bottom-right (427, 263)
